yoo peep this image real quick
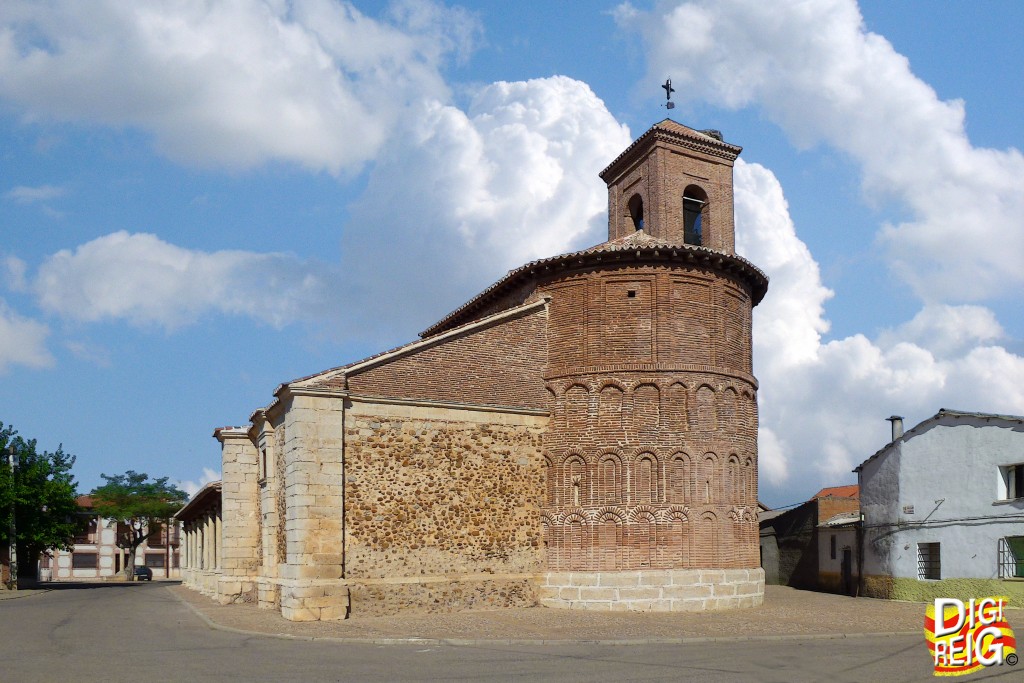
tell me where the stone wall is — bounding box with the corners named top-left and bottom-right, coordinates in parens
top-left (343, 398), bottom-right (547, 614)
top-left (217, 430), bottom-right (260, 604)
top-left (539, 568), bottom-right (764, 611)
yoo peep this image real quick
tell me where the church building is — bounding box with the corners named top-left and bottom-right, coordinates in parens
top-left (179, 119), bottom-right (769, 621)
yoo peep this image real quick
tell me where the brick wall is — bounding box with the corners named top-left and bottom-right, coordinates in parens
top-left (818, 494), bottom-right (860, 522)
top-left (340, 306), bottom-right (548, 410)
top-left (539, 264), bottom-right (760, 573)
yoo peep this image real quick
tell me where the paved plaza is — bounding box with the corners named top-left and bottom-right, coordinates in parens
top-left (2, 582), bottom-right (1022, 682)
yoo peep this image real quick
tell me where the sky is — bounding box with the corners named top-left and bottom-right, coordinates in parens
top-left (0, 0), bottom-right (1021, 508)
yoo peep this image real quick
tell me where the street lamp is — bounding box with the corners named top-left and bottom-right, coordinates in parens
top-left (6, 444), bottom-right (16, 590)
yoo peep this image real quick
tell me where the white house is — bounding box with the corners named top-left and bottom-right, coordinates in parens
top-left (855, 410), bottom-right (1024, 605)
top-left (41, 495), bottom-right (181, 581)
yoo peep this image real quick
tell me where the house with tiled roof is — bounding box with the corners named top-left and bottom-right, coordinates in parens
top-left (855, 410), bottom-right (1024, 605)
top-left (759, 483), bottom-right (860, 594)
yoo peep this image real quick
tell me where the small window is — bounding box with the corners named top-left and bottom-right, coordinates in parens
top-left (830, 535), bottom-right (837, 560)
top-left (918, 542), bottom-right (941, 580)
top-left (682, 185), bottom-right (708, 246)
top-left (627, 290), bottom-right (637, 298)
top-left (1001, 464), bottom-right (1024, 500)
top-left (998, 537), bottom-right (1024, 578)
top-left (628, 194), bottom-right (644, 231)
top-left (71, 553), bottom-right (98, 569)
top-left (145, 553), bottom-right (165, 568)
top-left (261, 448), bottom-right (268, 479)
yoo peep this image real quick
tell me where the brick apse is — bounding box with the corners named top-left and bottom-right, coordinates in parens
top-left (181, 120), bottom-right (769, 619)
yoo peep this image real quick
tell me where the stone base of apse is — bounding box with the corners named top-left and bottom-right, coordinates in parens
top-left (538, 568), bottom-right (765, 612)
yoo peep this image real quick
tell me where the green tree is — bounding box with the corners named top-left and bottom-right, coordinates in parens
top-left (89, 471), bottom-right (187, 580)
top-left (0, 422), bottom-right (80, 581)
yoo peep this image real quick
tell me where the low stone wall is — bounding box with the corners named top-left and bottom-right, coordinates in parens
top-left (182, 568), bottom-right (220, 596)
top-left (257, 578), bottom-right (280, 610)
top-left (279, 581), bottom-right (351, 621)
top-left (863, 575), bottom-right (1024, 607)
top-left (216, 576), bottom-right (257, 605)
top-left (538, 568), bottom-right (764, 611)
top-left (347, 574), bottom-right (538, 616)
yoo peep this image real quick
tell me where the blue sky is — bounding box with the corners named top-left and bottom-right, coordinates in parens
top-left (1, 1), bottom-right (1021, 507)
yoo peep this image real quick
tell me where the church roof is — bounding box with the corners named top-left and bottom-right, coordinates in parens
top-left (420, 230), bottom-right (768, 338)
top-left (599, 118), bottom-right (742, 182)
top-left (813, 484), bottom-right (859, 500)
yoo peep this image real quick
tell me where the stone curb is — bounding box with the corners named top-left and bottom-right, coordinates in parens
top-left (168, 587), bottom-right (919, 646)
top-left (0, 588), bottom-right (54, 601)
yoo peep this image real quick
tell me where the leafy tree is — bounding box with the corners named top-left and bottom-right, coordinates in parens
top-left (0, 422), bottom-right (80, 581)
top-left (90, 471), bottom-right (187, 580)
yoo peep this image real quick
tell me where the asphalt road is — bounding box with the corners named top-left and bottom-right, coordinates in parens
top-left (0, 583), bottom-right (1018, 682)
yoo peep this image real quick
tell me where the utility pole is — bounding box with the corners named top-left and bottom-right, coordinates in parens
top-left (6, 444), bottom-right (17, 590)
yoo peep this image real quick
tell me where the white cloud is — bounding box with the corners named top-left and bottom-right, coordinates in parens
top-left (0, 297), bottom-right (53, 372)
top-left (876, 304), bottom-right (1005, 359)
top-left (177, 467), bottom-right (221, 498)
top-left (24, 76), bottom-right (629, 342)
top-left (734, 160), bottom-right (1024, 502)
top-left (618, 0), bottom-right (1024, 302)
top-left (33, 231), bottom-right (337, 330)
top-left (4, 184), bottom-right (66, 203)
top-left (3, 255), bottom-right (28, 291)
top-left (0, 0), bottom-right (478, 173)
top-left (340, 76), bottom-right (632, 335)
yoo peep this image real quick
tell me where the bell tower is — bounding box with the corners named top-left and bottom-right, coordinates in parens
top-left (600, 119), bottom-right (740, 254)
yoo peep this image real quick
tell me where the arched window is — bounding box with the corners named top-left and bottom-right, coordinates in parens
top-left (628, 194), bottom-right (644, 231)
top-left (683, 186), bottom-right (708, 246)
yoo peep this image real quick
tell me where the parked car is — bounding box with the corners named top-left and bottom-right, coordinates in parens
top-left (133, 565), bottom-right (153, 581)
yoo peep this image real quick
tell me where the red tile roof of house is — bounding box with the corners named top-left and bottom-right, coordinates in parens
top-left (75, 495), bottom-right (95, 508)
top-left (813, 484), bottom-right (859, 499)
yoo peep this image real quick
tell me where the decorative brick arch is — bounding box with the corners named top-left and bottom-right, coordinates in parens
top-left (633, 383), bottom-right (661, 433)
top-left (667, 451), bottom-right (694, 504)
top-left (701, 452), bottom-right (719, 504)
top-left (694, 384), bottom-right (717, 431)
top-left (743, 455), bottom-right (756, 505)
top-left (564, 384), bottom-right (591, 431)
top-left (595, 509), bottom-right (625, 571)
top-left (597, 383), bottom-right (625, 431)
top-left (633, 451), bottom-right (660, 504)
top-left (596, 451), bottom-right (623, 505)
top-left (726, 453), bottom-right (741, 505)
top-left (695, 510), bottom-right (721, 568)
top-left (562, 453), bottom-right (588, 507)
top-left (666, 381), bottom-right (689, 432)
top-left (663, 506), bottom-right (692, 568)
top-left (562, 511), bottom-right (590, 571)
top-left (543, 455), bottom-right (555, 507)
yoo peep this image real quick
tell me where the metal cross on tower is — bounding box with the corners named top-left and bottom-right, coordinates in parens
top-left (662, 78), bottom-right (675, 109)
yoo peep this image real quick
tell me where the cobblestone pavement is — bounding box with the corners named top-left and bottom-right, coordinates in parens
top-left (168, 584), bottom-right (1024, 644)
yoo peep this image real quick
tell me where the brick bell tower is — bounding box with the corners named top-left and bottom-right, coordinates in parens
top-left (537, 120), bottom-right (769, 611)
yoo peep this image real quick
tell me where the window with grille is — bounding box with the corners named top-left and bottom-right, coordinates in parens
top-left (145, 553), bottom-right (165, 568)
top-left (998, 537), bottom-right (1024, 579)
top-left (918, 542), bottom-right (941, 580)
top-left (71, 553), bottom-right (98, 569)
